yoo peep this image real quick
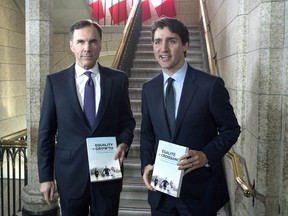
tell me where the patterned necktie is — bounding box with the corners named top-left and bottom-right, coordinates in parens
top-left (165, 77), bottom-right (175, 136)
top-left (84, 71), bottom-right (96, 129)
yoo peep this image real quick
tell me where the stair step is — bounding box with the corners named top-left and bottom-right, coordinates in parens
top-left (129, 78), bottom-right (149, 88)
top-left (119, 209), bottom-right (150, 216)
top-left (131, 112), bottom-right (142, 127)
top-left (130, 68), bottom-right (161, 78)
top-left (130, 99), bottom-right (141, 112)
top-left (124, 157), bottom-right (141, 177)
top-left (120, 184), bottom-right (148, 200)
top-left (130, 140), bottom-right (140, 146)
top-left (125, 156), bottom-right (141, 163)
top-left (129, 88), bottom-right (142, 99)
top-left (119, 199), bottom-right (149, 209)
top-left (128, 142), bottom-right (140, 157)
top-left (133, 127), bottom-right (140, 141)
top-left (123, 175), bottom-right (143, 184)
top-left (119, 199), bottom-right (150, 216)
top-left (124, 158), bottom-right (141, 171)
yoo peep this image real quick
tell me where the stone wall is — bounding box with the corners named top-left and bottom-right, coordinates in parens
top-left (205, 0), bottom-right (287, 215)
top-left (0, 0), bottom-right (26, 138)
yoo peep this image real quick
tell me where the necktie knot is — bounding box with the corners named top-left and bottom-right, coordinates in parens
top-left (166, 77), bottom-right (175, 101)
top-left (167, 77), bottom-right (174, 85)
top-left (84, 71), bottom-right (93, 86)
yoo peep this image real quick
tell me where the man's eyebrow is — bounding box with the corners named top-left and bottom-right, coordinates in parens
top-left (154, 36), bottom-right (178, 41)
top-left (75, 38), bottom-right (98, 42)
top-left (166, 36), bottom-right (178, 40)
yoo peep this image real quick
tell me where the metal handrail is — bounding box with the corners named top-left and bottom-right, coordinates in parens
top-left (226, 151), bottom-right (254, 197)
top-left (199, 0), bottom-right (218, 75)
top-left (112, 0), bottom-right (141, 69)
top-left (199, 0), bottom-right (253, 199)
top-left (0, 129), bottom-right (27, 142)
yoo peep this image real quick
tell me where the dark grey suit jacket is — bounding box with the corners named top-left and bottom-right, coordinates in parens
top-left (38, 63), bottom-right (135, 199)
top-left (140, 65), bottom-right (240, 213)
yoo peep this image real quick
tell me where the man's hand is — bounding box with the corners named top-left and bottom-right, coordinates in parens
top-left (39, 181), bottom-right (56, 206)
top-left (114, 143), bottom-right (128, 165)
top-left (143, 164), bottom-right (155, 191)
top-left (177, 150), bottom-right (208, 174)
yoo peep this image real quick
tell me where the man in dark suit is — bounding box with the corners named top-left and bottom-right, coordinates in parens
top-left (37, 19), bottom-right (135, 216)
top-left (140, 17), bottom-right (241, 216)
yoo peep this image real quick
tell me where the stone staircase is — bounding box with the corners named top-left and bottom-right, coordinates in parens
top-left (118, 25), bottom-right (207, 216)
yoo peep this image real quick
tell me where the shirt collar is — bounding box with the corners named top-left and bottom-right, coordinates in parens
top-left (75, 62), bottom-right (99, 78)
top-left (163, 62), bottom-right (188, 84)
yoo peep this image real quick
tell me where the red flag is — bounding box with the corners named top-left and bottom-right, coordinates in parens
top-left (89, 0), bottom-right (104, 21)
top-left (142, 0), bottom-right (151, 22)
top-left (109, 0), bottom-right (128, 24)
top-left (152, 0), bottom-right (176, 17)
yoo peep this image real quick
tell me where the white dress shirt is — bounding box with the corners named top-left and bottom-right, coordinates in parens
top-left (75, 63), bottom-right (101, 117)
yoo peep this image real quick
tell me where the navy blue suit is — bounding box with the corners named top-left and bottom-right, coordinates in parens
top-left (140, 65), bottom-right (240, 215)
top-left (38, 63), bottom-right (135, 213)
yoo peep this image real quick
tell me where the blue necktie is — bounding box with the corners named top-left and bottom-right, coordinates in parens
top-left (165, 77), bottom-right (175, 136)
top-left (84, 71), bottom-right (96, 129)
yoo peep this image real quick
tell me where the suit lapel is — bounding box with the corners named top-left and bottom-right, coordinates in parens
top-left (152, 75), bottom-right (171, 138)
top-left (65, 65), bottom-right (90, 128)
top-left (173, 66), bottom-right (198, 139)
top-left (93, 65), bottom-right (111, 131)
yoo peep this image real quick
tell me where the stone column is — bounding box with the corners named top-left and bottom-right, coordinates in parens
top-left (22, 0), bottom-right (60, 215)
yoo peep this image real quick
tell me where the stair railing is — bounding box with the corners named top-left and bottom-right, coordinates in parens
top-left (199, 0), bottom-right (218, 76)
top-left (199, 0), bottom-right (254, 199)
top-left (225, 152), bottom-right (254, 198)
top-left (112, 0), bottom-right (142, 75)
top-left (0, 129), bottom-right (28, 216)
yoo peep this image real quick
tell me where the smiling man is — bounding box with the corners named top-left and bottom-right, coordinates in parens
top-left (37, 19), bottom-right (135, 216)
top-left (140, 17), bottom-right (241, 216)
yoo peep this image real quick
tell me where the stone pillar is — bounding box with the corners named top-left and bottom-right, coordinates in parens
top-left (22, 0), bottom-right (60, 215)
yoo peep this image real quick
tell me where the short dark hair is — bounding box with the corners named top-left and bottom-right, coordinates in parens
top-left (70, 19), bottom-right (102, 40)
top-left (151, 17), bottom-right (190, 46)
top-left (151, 17), bottom-right (190, 56)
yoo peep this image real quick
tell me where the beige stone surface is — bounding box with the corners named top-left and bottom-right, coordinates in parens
top-left (0, 0), bottom-right (26, 139)
top-left (206, 0), bottom-right (287, 215)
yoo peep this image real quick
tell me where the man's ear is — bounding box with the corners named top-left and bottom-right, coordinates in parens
top-left (70, 41), bottom-right (74, 53)
top-left (183, 42), bottom-right (189, 51)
